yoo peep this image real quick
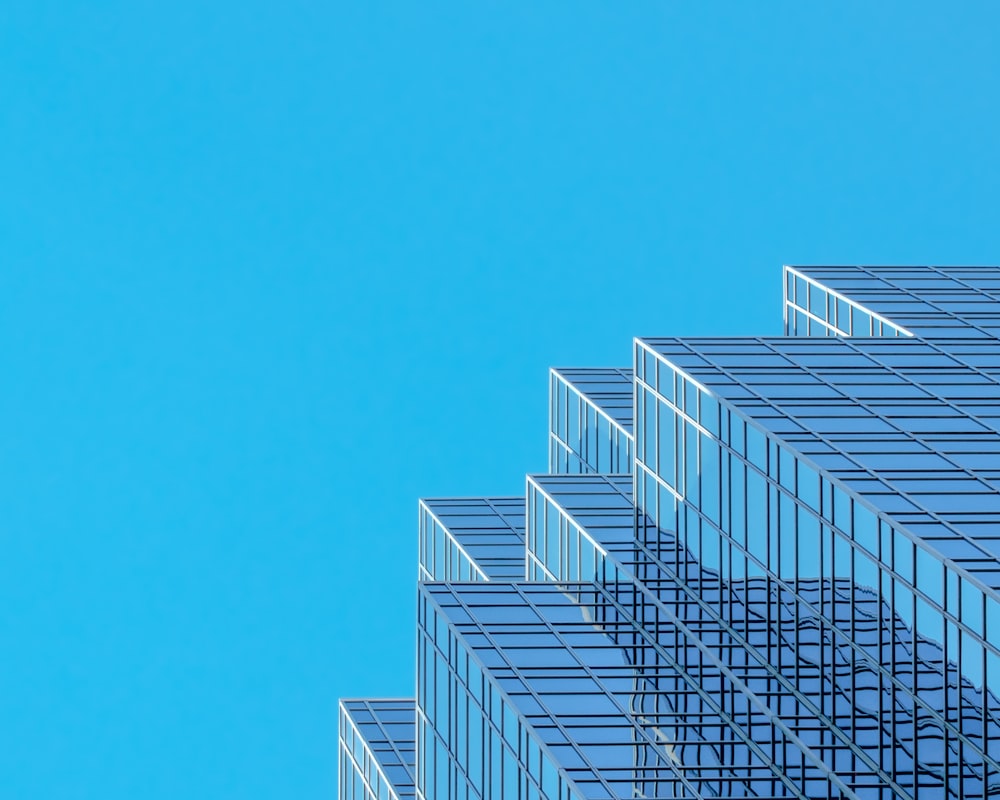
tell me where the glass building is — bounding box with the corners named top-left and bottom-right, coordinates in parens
top-left (340, 266), bottom-right (1000, 799)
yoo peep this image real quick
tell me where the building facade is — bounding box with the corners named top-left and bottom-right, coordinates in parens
top-left (340, 266), bottom-right (1000, 799)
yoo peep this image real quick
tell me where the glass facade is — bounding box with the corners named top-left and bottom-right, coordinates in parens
top-left (340, 699), bottom-right (417, 800)
top-left (549, 368), bottom-right (634, 475)
top-left (419, 498), bottom-right (526, 582)
top-left (340, 266), bottom-right (1000, 799)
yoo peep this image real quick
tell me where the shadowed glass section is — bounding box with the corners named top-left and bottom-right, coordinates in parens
top-left (344, 265), bottom-right (1000, 800)
top-left (416, 584), bottom-right (586, 800)
top-left (549, 368), bottom-right (633, 475)
top-left (525, 472), bottom-right (1000, 797)
top-left (419, 498), bottom-right (526, 581)
top-left (634, 334), bottom-right (1000, 792)
top-left (340, 699), bottom-right (417, 800)
top-left (421, 581), bottom-right (879, 800)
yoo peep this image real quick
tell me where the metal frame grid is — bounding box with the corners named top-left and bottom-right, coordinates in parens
top-left (340, 699), bottom-right (418, 800)
top-left (416, 585), bottom-right (585, 800)
top-left (342, 264), bottom-right (1000, 800)
top-left (783, 266), bottom-right (913, 338)
top-left (419, 498), bottom-right (526, 582)
top-left (528, 472), bottom-right (999, 797)
top-left (549, 368), bottom-right (634, 475)
top-left (635, 337), bottom-right (1000, 597)
top-left (421, 581), bottom-right (875, 800)
top-left (786, 265), bottom-right (1000, 340)
top-left (525, 474), bottom-right (634, 583)
top-left (634, 335), bottom-right (1000, 793)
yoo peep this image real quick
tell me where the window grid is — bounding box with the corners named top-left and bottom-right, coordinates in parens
top-left (788, 265), bottom-right (1000, 341)
top-left (423, 582), bottom-right (865, 800)
top-left (549, 369), bottom-right (634, 475)
top-left (340, 699), bottom-right (417, 800)
top-left (344, 265), bottom-right (1000, 800)
top-left (634, 338), bottom-right (1000, 787)
top-left (784, 266), bottom-right (913, 339)
top-left (419, 498), bottom-right (526, 582)
top-left (527, 473), bottom-right (953, 798)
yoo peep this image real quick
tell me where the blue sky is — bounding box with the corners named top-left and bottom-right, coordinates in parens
top-left (2, 2), bottom-right (999, 798)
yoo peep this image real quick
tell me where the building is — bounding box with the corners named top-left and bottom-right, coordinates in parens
top-left (340, 266), bottom-right (1000, 800)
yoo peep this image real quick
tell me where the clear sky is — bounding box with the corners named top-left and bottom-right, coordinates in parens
top-left (2, 3), bottom-right (999, 798)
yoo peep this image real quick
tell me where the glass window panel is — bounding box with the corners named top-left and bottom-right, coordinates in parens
top-left (916, 547), bottom-right (943, 607)
top-left (834, 529), bottom-right (851, 582)
top-left (746, 424), bottom-right (766, 469)
top-left (809, 284), bottom-right (826, 316)
top-left (797, 460), bottom-right (819, 511)
top-left (700, 433), bottom-right (721, 525)
top-left (894, 530), bottom-right (914, 583)
top-left (730, 456), bottom-right (746, 547)
top-left (657, 399), bottom-right (675, 487)
top-left (917, 596), bottom-right (944, 651)
top-left (987, 596), bottom-right (1000, 645)
top-left (988, 649), bottom-right (1000, 695)
top-left (685, 379), bottom-right (699, 421)
top-left (853, 550), bottom-right (878, 598)
top-left (797, 504), bottom-right (820, 577)
top-left (852, 502), bottom-right (878, 555)
top-left (701, 392), bottom-right (719, 436)
top-left (962, 580), bottom-right (984, 635)
top-left (833, 488), bottom-right (851, 535)
top-left (645, 386), bottom-right (660, 464)
top-left (821, 525), bottom-right (833, 579)
top-left (730, 414), bottom-right (745, 455)
top-left (836, 297), bottom-right (851, 332)
top-left (895, 579), bottom-right (915, 631)
top-left (962, 630), bottom-right (985, 687)
top-left (684, 421), bottom-right (698, 499)
top-left (795, 274), bottom-right (807, 306)
top-left (778, 446), bottom-right (796, 492)
top-left (746, 468), bottom-right (767, 560)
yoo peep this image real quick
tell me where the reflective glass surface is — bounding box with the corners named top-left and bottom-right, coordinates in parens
top-left (340, 700), bottom-right (417, 800)
top-left (549, 368), bottom-right (634, 475)
top-left (419, 498), bottom-right (526, 581)
top-left (786, 265), bottom-right (1000, 340)
top-left (341, 266), bottom-right (1000, 800)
